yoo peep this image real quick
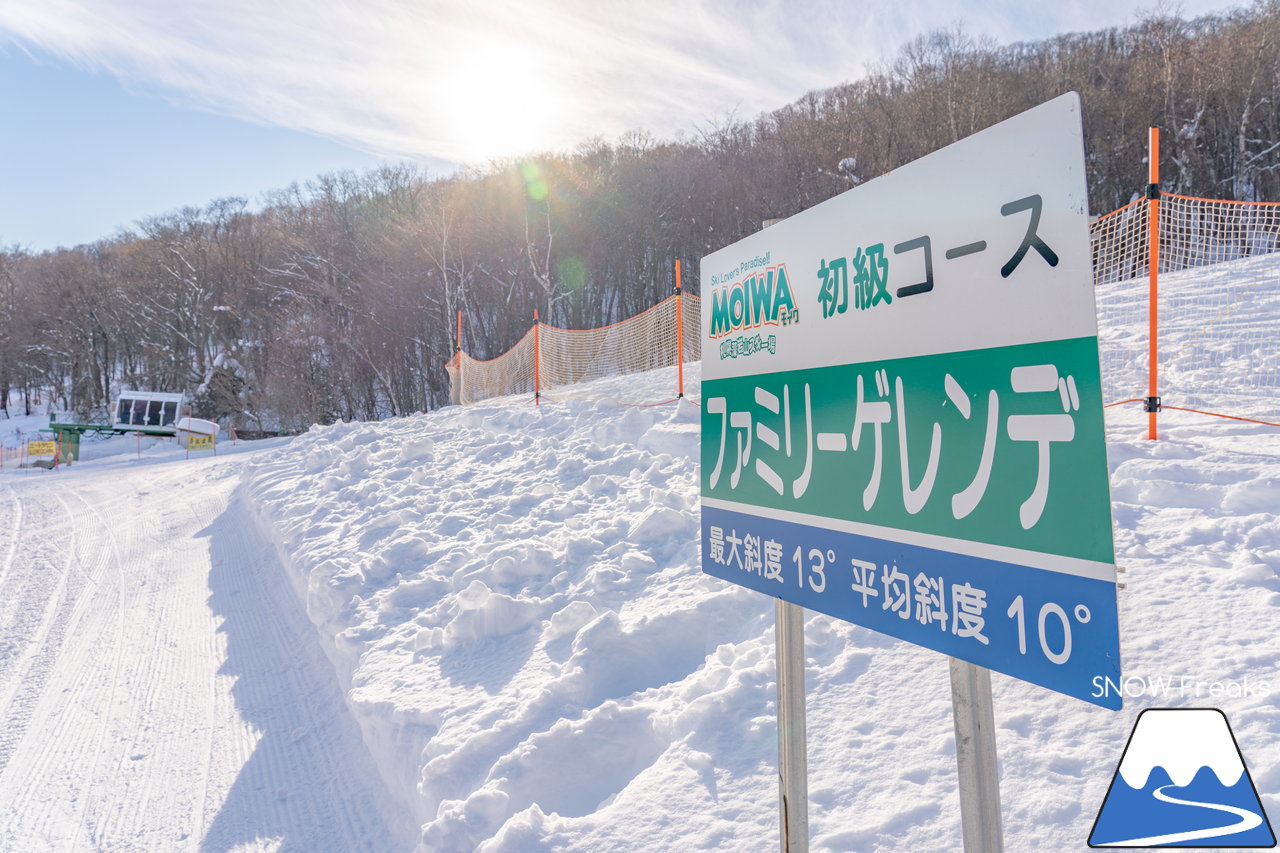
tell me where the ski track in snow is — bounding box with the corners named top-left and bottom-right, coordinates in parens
top-left (0, 449), bottom-right (408, 852)
top-left (0, 483), bottom-right (23, 592)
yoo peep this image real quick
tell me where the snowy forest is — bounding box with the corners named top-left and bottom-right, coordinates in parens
top-left (2, 4), bottom-right (1279, 430)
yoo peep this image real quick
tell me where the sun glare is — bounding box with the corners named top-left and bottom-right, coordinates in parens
top-left (438, 36), bottom-right (567, 163)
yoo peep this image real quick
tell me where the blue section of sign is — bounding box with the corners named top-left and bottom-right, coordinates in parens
top-left (702, 504), bottom-right (1122, 709)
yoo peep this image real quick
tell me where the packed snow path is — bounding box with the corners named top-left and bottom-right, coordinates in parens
top-left (0, 451), bottom-right (406, 852)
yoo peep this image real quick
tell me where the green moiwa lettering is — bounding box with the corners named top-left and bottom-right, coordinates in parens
top-left (773, 266), bottom-right (795, 318)
top-left (750, 272), bottom-right (772, 326)
top-left (710, 264), bottom-right (796, 337)
top-left (710, 288), bottom-right (731, 337)
top-left (729, 285), bottom-right (746, 328)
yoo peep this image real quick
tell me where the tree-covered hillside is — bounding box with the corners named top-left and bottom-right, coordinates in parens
top-left (3, 4), bottom-right (1278, 428)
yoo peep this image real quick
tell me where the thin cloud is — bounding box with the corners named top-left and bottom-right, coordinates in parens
top-left (0, 0), bottom-right (1247, 165)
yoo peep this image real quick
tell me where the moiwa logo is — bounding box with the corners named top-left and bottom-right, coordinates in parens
top-left (707, 263), bottom-right (799, 340)
top-left (1089, 708), bottom-right (1275, 848)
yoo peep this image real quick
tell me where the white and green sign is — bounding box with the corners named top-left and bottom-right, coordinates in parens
top-left (700, 93), bottom-right (1121, 708)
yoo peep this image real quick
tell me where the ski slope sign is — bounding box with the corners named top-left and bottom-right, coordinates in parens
top-left (698, 92), bottom-right (1123, 709)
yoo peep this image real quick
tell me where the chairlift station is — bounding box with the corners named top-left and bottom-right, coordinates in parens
top-left (46, 390), bottom-right (188, 462)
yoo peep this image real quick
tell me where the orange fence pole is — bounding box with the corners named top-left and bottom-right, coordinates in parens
top-left (675, 259), bottom-right (685, 399)
top-left (1147, 127), bottom-right (1161, 440)
top-left (455, 309), bottom-right (464, 406)
top-left (533, 309), bottom-right (541, 406)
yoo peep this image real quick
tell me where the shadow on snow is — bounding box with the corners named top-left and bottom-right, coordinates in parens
top-left (198, 495), bottom-right (413, 852)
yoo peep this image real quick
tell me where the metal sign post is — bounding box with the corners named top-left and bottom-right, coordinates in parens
top-left (950, 658), bottom-right (1003, 852)
top-left (776, 598), bottom-right (808, 853)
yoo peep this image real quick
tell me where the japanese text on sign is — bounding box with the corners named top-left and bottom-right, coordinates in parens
top-left (699, 93), bottom-right (1121, 708)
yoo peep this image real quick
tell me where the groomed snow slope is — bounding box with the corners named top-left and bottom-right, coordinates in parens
top-left (0, 439), bottom-right (413, 852)
top-left (245, 255), bottom-right (1280, 852)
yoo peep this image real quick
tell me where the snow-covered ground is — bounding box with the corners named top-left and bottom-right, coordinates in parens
top-left (0, 437), bottom-right (411, 851)
top-left (1, 252), bottom-right (1278, 852)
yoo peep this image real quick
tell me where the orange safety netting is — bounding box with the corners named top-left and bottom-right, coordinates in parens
top-left (0, 444), bottom-right (25, 470)
top-left (446, 326), bottom-right (537, 406)
top-left (1091, 198), bottom-right (1151, 407)
top-left (450, 192), bottom-right (1279, 420)
top-left (1091, 192), bottom-right (1280, 421)
top-left (446, 293), bottom-right (701, 406)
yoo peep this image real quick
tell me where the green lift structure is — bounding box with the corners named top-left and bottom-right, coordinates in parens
top-left (48, 390), bottom-right (187, 464)
top-left (47, 416), bottom-right (177, 463)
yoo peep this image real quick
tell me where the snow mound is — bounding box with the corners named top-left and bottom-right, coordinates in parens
top-left (244, 250), bottom-right (1280, 851)
top-left (246, 366), bottom-right (804, 850)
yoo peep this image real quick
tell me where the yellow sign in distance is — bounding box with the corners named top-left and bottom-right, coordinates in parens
top-left (186, 433), bottom-right (216, 451)
top-left (27, 441), bottom-right (56, 455)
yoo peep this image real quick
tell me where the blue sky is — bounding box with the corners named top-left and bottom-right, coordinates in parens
top-left (0, 45), bottom-right (396, 250)
top-left (0, 0), bottom-right (1252, 251)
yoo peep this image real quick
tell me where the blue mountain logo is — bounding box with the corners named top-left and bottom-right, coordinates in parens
top-left (1090, 708), bottom-right (1275, 847)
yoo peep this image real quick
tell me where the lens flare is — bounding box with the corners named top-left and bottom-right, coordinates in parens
top-left (520, 160), bottom-right (549, 200)
top-left (557, 255), bottom-right (586, 289)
